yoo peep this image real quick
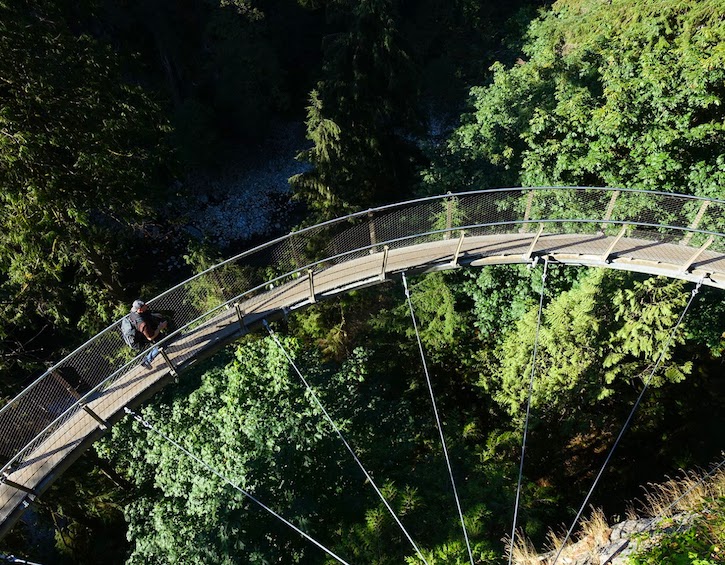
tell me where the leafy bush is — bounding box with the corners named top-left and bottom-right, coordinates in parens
top-left (629, 498), bottom-right (725, 565)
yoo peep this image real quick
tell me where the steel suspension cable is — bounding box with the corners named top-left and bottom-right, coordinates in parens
top-left (262, 321), bottom-right (429, 564)
top-left (551, 277), bottom-right (705, 565)
top-left (123, 407), bottom-right (351, 565)
top-left (508, 257), bottom-right (549, 565)
top-left (401, 272), bottom-right (474, 565)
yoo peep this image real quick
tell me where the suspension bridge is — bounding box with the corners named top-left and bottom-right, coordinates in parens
top-left (1, 187), bottom-right (724, 560)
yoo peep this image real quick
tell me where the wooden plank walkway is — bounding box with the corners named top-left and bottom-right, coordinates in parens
top-left (2, 230), bottom-right (724, 537)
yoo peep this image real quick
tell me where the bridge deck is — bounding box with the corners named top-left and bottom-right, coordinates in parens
top-left (1, 230), bottom-right (724, 536)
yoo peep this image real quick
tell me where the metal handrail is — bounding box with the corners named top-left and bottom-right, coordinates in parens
top-left (4, 186), bottom-right (723, 412)
top-left (1, 187), bottom-right (724, 475)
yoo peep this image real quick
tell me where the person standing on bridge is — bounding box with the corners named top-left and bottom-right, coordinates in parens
top-left (127, 299), bottom-right (168, 369)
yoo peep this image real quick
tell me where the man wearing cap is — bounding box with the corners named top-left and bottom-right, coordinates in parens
top-left (131, 300), bottom-right (168, 340)
top-left (130, 299), bottom-right (168, 368)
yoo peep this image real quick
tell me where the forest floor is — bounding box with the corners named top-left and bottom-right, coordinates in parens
top-left (177, 120), bottom-right (308, 250)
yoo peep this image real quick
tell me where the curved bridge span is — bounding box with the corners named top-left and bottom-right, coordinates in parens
top-left (1, 187), bottom-right (725, 538)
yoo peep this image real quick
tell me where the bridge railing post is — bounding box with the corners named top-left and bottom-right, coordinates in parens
top-left (380, 246), bottom-right (389, 281)
top-left (368, 211), bottom-right (378, 254)
top-left (1, 474), bottom-right (37, 497)
top-left (523, 223), bottom-right (545, 260)
top-left (79, 403), bottom-right (108, 430)
top-left (159, 348), bottom-right (179, 381)
top-left (601, 225), bottom-right (628, 263)
top-left (519, 191), bottom-right (535, 233)
top-left (451, 231), bottom-right (466, 267)
top-left (308, 269), bottom-right (317, 303)
top-left (681, 200), bottom-right (710, 246)
top-left (682, 236), bottom-right (714, 273)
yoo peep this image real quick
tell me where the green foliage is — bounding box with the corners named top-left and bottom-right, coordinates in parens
top-left (290, 0), bottom-right (424, 219)
top-left (441, 0), bottom-right (725, 196)
top-left (101, 305), bottom-right (529, 563)
top-left (463, 264), bottom-right (581, 345)
top-left (289, 301), bottom-right (351, 360)
top-left (369, 273), bottom-right (473, 367)
top-left (0, 0), bottom-right (172, 383)
top-left (2, 450), bottom-right (132, 564)
top-left (488, 270), bottom-right (694, 418)
top-left (103, 338), bottom-right (386, 563)
top-left (329, 482), bottom-right (423, 565)
top-left (628, 498), bottom-right (725, 565)
top-left (406, 540), bottom-right (499, 564)
top-left (605, 277), bottom-right (691, 387)
top-left (182, 247), bottom-right (259, 318)
top-left (681, 286), bottom-right (725, 358)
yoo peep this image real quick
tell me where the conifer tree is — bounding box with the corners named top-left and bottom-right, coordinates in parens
top-left (291, 0), bottom-right (424, 220)
top-left (0, 0), bottom-right (171, 381)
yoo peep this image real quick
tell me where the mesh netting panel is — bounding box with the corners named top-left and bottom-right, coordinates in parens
top-left (0, 375), bottom-right (78, 464)
top-left (526, 188), bottom-right (610, 222)
top-left (612, 191), bottom-right (695, 228)
top-left (11, 405), bottom-right (86, 476)
top-left (700, 201), bottom-right (725, 239)
top-left (460, 190), bottom-right (523, 227)
top-left (2, 189), bottom-right (725, 474)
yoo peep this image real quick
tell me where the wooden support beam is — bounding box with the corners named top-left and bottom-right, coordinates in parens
top-left (682, 236), bottom-right (714, 273)
top-left (451, 231), bottom-right (466, 267)
top-left (523, 223), bottom-right (545, 260)
top-left (601, 225), bottom-right (628, 263)
top-left (380, 246), bottom-right (389, 281)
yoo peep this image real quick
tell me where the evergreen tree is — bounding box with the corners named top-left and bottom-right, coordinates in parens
top-left (0, 0), bottom-right (171, 383)
top-left (291, 0), bottom-right (424, 219)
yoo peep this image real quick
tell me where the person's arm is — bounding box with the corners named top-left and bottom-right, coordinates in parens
top-left (139, 320), bottom-right (168, 341)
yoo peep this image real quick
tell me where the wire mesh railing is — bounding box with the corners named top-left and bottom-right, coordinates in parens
top-left (1, 187), bottom-right (725, 478)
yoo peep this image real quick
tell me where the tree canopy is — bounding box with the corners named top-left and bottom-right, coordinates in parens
top-left (434, 0), bottom-right (725, 195)
top-left (0, 0), bottom-right (172, 384)
top-left (2, 0), bottom-right (725, 562)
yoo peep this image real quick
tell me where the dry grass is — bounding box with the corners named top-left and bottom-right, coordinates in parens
top-left (508, 530), bottom-right (543, 565)
top-left (638, 462), bottom-right (725, 518)
top-left (578, 507), bottom-right (610, 548)
top-left (507, 526), bottom-right (574, 565)
top-left (625, 504), bottom-right (639, 521)
top-left (506, 458), bottom-right (725, 564)
top-left (543, 528), bottom-right (569, 557)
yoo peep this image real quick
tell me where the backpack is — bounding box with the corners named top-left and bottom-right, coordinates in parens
top-left (121, 315), bottom-right (145, 351)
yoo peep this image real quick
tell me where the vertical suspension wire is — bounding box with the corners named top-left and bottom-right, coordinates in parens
top-left (508, 257), bottom-right (549, 565)
top-left (262, 321), bottom-right (429, 565)
top-left (551, 277), bottom-right (705, 565)
top-left (401, 272), bottom-right (475, 565)
top-left (123, 408), bottom-right (351, 565)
